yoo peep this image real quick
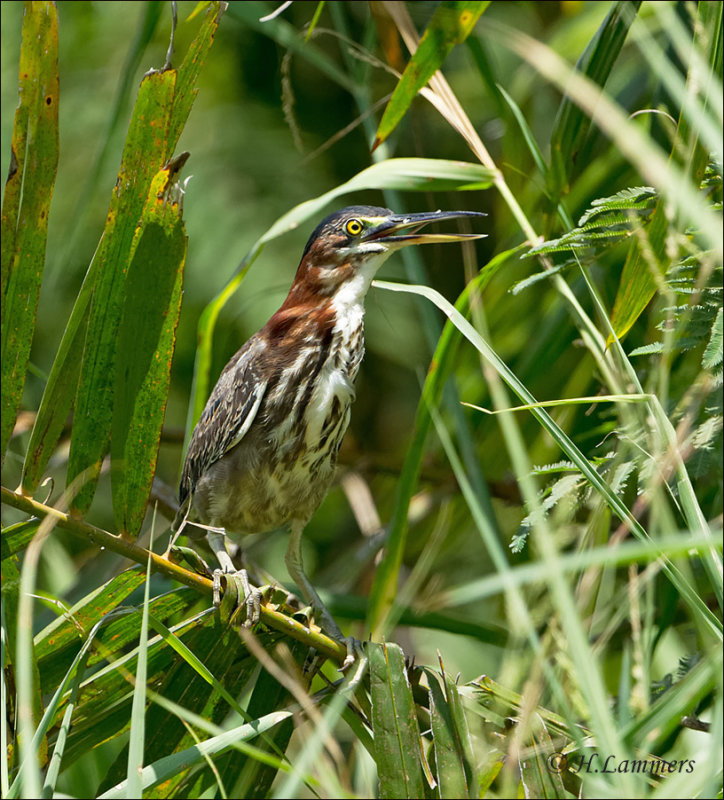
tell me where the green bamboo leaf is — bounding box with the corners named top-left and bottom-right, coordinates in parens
top-left (34, 569), bottom-right (145, 660)
top-left (369, 642), bottom-right (426, 799)
top-left (186, 643), bottom-right (308, 799)
top-left (98, 710), bottom-right (292, 799)
top-left (35, 581), bottom-right (197, 693)
top-left (67, 68), bottom-right (178, 514)
top-left (425, 669), bottom-right (471, 798)
top-left (21, 270), bottom-right (90, 495)
top-left (374, 2), bottom-right (489, 149)
top-left (111, 159), bottom-right (188, 538)
top-left (6, 608), bottom-right (132, 800)
top-left (190, 157), bottom-right (494, 431)
top-left (54, 615), bottom-right (209, 771)
top-left (1, 519), bottom-right (40, 561)
top-left (57, 2), bottom-right (165, 274)
top-left (548, 1), bottom-right (641, 199)
top-left (97, 614), bottom-right (260, 796)
top-left (0, 1), bottom-right (59, 466)
top-left (518, 718), bottom-right (567, 799)
top-left (21, 3), bottom-right (222, 498)
top-left (226, 654), bottom-right (298, 799)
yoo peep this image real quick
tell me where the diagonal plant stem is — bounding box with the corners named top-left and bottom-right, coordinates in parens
top-left (0, 487), bottom-right (349, 664)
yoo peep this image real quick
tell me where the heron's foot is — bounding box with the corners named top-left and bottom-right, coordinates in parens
top-left (213, 568), bottom-right (263, 628)
top-left (312, 604), bottom-right (364, 670)
top-left (338, 635), bottom-right (365, 671)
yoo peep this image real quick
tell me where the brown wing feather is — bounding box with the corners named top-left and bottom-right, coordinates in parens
top-left (178, 336), bottom-right (267, 507)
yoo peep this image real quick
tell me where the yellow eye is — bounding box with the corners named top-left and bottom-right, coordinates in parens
top-left (345, 218), bottom-right (363, 236)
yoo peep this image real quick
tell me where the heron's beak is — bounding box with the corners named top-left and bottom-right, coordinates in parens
top-left (361, 209), bottom-right (487, 248)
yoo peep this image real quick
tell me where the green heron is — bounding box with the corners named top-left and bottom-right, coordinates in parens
top-left (175, 205), bottom-right (485, 660)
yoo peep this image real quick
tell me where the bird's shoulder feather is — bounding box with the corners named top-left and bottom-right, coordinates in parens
top-left (179, 336), bottom-right (268, 504)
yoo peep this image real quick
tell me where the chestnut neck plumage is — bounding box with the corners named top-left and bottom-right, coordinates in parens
top-left (267, 246), bottom-right (391, 341)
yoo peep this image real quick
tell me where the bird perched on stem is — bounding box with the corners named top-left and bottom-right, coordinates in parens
top-left (174, 205), bottom-right (486, 662)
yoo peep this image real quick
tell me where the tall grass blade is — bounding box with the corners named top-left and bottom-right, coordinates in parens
top-left (0, 2), bottom-right (59, 466)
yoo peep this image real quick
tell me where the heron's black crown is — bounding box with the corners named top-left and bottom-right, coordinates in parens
top-left (302, 205), bottom-right (393, 258)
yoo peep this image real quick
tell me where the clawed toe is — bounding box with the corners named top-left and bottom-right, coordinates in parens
top-left (243, 582), bottom-right (262, 628)
top-left (213, 568), bottom-right (262, 627)
top-left (339, 636), bottom-right (365, 671)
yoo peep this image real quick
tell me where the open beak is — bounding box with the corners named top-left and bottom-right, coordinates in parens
top-left (361, 209), bottom-right (487, 248)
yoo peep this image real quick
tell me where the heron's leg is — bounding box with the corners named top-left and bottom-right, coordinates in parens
top-left (285, 520), bottom-right (361, 667)
top-left (207, 530), bottom-right (236, 574)
top-left (207, 529), bottom-right (261, 626)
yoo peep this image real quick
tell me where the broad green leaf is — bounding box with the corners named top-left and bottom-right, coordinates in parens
top-left (7, 610), bottom-right (119, 800)
top-left (548, 1), bottom-right (641, 199)
top-left (190, 157), bottom-right (494, 430)
top-left (374, 2), bottom-right (489, 149)
top-left (22, 3), bottom-right (222, 498)
top-left (260, 159), bottom-right (494, 244)
top-left (425, 669), bottom-right (471, 798)
top-left (34, 569), bottom-right (145, 660)
top-left (191, 644), bottom-right (306, 799)
top-left (0, 520), bottom-right (40, 560)
top-left (67, 68), bottom-right (178, 514)
top-left (111, 159), bottom-right (188, 538)
top-left (57, 2), bottom-right (165, 273)
top-left (21, 271), bottom-right (90, 494)
top-left (98, 710), bottom-right (292, 799)
top-left (518, 718), bottom-right (567, 799)
top-left (35, 581), bottom-right (196, 694)
top-left (369, 642), bottom-right (426, 799)
top-left (226, 654), bottom-right (299, 799)
top-left (98, 615), bottom-right (259, 796)
top-left (51, 610), bottom-right (213, 771)
top-left (0, 1), bottom-right (59, 466)
top-left (441, 667), bottom-right (477, 795)
top-left (367, 248), bottom-right (516, 636)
